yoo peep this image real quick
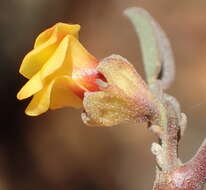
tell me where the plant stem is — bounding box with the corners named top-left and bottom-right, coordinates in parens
top-left (125, 6), bottom-right (206, 190)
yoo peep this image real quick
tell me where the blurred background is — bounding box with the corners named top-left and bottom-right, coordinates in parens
top-left (1, 0), bottom-right (206, 189)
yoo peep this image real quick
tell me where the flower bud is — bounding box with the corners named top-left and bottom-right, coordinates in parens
top-left (82, 55), bottom-right (158, 126)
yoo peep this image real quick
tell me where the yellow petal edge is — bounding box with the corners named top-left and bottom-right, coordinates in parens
top-left (17, 23), bottom-right (97, 116)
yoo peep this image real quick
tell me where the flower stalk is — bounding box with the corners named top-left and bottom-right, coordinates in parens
top-left (125, 7), bottom-right (206, 190)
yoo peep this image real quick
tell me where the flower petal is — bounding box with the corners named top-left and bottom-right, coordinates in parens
top-left (71, 39), bottom-right (98, 71)
top-left (50, 76), bottom-right (82, 109)
top-left (19, 35), bottom-right (58, 79)
top-left (34, 27), bottom-right (54, 48)
top-left (17, 22), bottom-right (100, 116)
top-left (25, 75), bottom-right (82, 116)
top-left (17, 73), bottom-right (43, 100)
top-left (25, 80), bottom-right (55, 116)
top-left (17, 35), bottom-right (73, 100)
top-left (52, 23), bottom-right (80, 41)
top-left (25, 76), bottom-right (82, 116)
top-left (40, 35), bottom-right (72, 79)
top-left (71, 39), bottom-right (99, 92)
top-left (20, 23), bottom-right (80, 79)
top-left (34, 23), bottom-right (80, 48)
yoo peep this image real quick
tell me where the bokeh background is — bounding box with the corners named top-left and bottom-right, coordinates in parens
top-left (1, 0), bottom-right (206, 189)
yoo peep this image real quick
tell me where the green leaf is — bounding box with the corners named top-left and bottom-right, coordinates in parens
top-left (124, 7), bottom-right (175, 89)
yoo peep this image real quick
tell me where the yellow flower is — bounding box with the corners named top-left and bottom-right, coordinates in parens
top-left (17, 23), bottom-right (100, 116)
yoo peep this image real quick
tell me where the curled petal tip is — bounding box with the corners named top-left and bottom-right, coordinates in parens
top-left (16, 91), bottom-right (23, 100)
top-left (25, 110), bottom-right (42, 117)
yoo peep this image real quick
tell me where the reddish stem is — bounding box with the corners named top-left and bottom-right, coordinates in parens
top-left (154, 139), bottom-right (206, 190)
top-left (189, 138), bottom-right (206, 184)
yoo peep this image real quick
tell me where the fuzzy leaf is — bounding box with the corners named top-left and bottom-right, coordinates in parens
top-left (124, 7), bottom-right (175, 89)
